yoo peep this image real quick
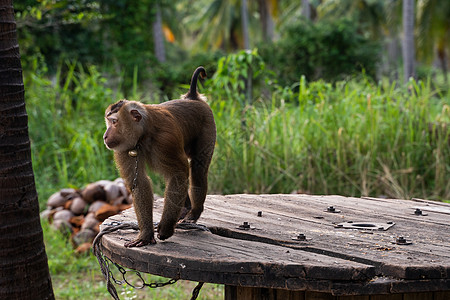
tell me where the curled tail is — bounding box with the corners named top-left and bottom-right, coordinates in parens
top-left (182, 66), bottom-right (207, 101)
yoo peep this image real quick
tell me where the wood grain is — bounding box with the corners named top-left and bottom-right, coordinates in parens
top-left (100, 194), bottom-right (450, 296)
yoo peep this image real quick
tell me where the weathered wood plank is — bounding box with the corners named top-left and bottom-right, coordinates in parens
top-left (100, 194), bottom-right (450, 296)
top-left (191, 194), bottom-right (450, 279)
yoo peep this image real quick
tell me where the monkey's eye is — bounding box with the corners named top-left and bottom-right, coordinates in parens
top-left (108, 118), bottom-right (118, 125)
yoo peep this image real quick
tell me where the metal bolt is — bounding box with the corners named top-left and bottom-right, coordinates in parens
top-left (257, 211), bottom-right (262, 217)
top-left (415, 208), bottom-right (422, 215)
top-left (396, 236), bottom-right (407, 244)
top-left (240, 222), bottom-right (250, 229)
top-left (297, 234), bottom-right (306, 241)
top-left (325, 206), bottom-right (341, 213)
top-left (387, 221), bottom-right (393, 224)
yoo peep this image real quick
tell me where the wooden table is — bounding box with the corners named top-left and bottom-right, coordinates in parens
top-left (100, 194), bottom-right (450, 299)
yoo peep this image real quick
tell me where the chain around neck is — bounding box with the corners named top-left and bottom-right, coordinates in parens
top-left (128, 146), bottom-right (139, 193)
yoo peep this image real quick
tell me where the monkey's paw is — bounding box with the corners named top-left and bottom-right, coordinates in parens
top-left (124, 236), bottom-right (156, 247)
top-left (180, 211), bottom-right (201, 223)
top-left (157, 224), bottom-right (175, 241)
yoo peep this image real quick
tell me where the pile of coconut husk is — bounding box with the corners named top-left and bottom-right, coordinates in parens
top-left (40, 178), bottom-right (132, 254)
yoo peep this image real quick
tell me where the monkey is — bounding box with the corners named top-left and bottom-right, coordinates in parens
top-left (103, 67), bottom-right (216, 247)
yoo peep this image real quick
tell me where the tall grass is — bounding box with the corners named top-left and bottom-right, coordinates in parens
top-left (207, 68), bottom-right (449, 200)
top-left (25, 62), bottom-right (122, 209)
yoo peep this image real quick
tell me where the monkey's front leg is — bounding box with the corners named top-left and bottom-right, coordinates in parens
top-left (115, 152), bottom-right (156, 247)
top-left (125, 174), bottom-right (157, 247)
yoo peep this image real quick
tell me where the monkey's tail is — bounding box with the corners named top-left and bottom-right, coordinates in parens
top-left (182, 66), bottom-right (206, 100)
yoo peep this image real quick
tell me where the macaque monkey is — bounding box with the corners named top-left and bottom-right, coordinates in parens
top-left (103, 67), bottom-right (216, 247)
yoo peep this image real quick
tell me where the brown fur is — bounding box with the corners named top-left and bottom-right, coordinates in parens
top-left (103, 67), bottom-right (216, 247)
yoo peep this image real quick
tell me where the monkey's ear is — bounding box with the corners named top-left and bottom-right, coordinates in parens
top-left (130, 109), bottom-right (142, 122)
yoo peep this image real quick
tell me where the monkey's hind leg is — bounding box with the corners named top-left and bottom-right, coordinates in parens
top-left (178, 195), bottom-right (192, 221)
top-left (157, 173), bottom-right (189, 240)
top-left (183, 142), bottom-right (214, 223)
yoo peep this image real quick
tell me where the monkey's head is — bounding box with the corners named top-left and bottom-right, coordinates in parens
top-left (103, 100), bottom-right (146, 152)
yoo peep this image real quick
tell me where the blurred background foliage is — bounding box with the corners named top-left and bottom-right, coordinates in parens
top-left (15, 0), bottom-right (449, 97)
top-left (14, 0), bottom-right (449, 202)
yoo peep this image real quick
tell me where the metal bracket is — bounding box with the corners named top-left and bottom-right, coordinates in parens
top-left (335, 221), bottom-right (395, 231)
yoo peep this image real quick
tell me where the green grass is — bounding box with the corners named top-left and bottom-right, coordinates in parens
top-left (25, 58), bottom-right (449, 298)
top-left (208, 75), bottom-right (449, 199)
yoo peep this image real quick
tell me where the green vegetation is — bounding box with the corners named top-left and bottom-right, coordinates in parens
top-left (260, 18), bottom-right (380, 85)
top-left (28, 53), bottom-right (450, 204)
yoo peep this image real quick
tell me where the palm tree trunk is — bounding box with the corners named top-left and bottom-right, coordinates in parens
top-left (437, 46), bottom-right (448, 84)
top-left (402, 0), bottom-right (415, 83)
top-left (152, 2), bottom-right (166, 63)
top-left (258, 0), bottom-right (274, 42)
top-left (0, 1), bottom-right (55, 299)
top-left (241, 0), bottom-right (252, 103)
top-left (241, 0), bottom-right (250, 50)
top-left (302, 0), bottom-right (311, 20)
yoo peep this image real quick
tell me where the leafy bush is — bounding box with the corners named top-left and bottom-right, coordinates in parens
top-left (260, 18), bottom-right (380, 86)
top-left (208, 49), bottom-right (267, 106)
top-left (151, 49), bottom-right (225, 100)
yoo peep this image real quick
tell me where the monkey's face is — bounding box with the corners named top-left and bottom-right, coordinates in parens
top-left (103, 112), bottom-right (122, 150)
top-left (103, 101), bottom-right (145, 152)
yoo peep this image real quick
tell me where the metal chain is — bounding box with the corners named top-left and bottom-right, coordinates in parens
top-left (93, 221), bottom-right (206, 300)
top-left (129, 150), bottom-right (139, 193)
top-left (190, 282), bottom-right (204, 300)
top-left (104, 256), bottom-right (179, 289)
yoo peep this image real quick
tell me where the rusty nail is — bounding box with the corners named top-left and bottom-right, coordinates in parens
top-left (257, 211), bottom-right (262, 217)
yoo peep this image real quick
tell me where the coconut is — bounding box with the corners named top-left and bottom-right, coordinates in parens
top-left (51, 219), bottom-right (73, 234)
top-left (94, 204), bottom-right (120, 222)
top-left (64, 200), bottom-right (73, 210)
top-left (88, 200), bottom-right (108, 213)
top-left (53, 209), bottom-right (75, 222)
top-left (111, 196), bottom-right (127, 206)
top-left (47, 192), bottom-right (67, 208)
top-left (69, 215), bottom-right (85, 227)
top-left (81, 212), bottom-right (100, 233)
top-left (95, 180), bottom-right (113, 187)
top-left (104, 182), bottom-right (121, 203)
top-left (70, 197), bottom-right (87, 215)
top-left (59, 188), bottom-right (77, 198)
top-left (40, 208), bottom-right (52, 220)
top-left (81, 182), bottom-right (106, 203)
